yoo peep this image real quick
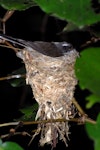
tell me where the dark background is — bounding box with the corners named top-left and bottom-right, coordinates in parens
top-left (0, 5), bottom-right (100, 150)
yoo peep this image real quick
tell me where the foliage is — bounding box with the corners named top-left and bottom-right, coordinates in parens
top-left (86, 114), bottom-right (100, 150)
top-left (75, 48), bottom-right (100, 108)
top-left (8, 67), bottom-right (26, 87)
top-left (0, 0), bottom-right (36, 10)
top-left (19, 103), bottom-right (38, 121)
top-left (35, 0), bottom-right (100, 27)
top-left (0, 139), bottom-right (23, 150)
top-left (0, 0), bottom-right (100, 26)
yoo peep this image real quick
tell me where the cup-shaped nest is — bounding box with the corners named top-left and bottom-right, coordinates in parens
top-left (18, 41), bottom-right (78, 147)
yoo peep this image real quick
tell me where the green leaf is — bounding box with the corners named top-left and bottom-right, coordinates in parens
top-left (35, 0), bottom-right (100, 27)
top-left (10, 78), bottom-right (25, 87)
top-left (75, 47), bottom-right (100, 99)
top-left (86, 114), bottom-right (100, 150)
top-left (8, 67), bottom-right (26, 87)
top-left (86, 94), bottom-right (100, 108)
top-left (0, 0), bottom-right (36, 10)
top-left (20, 103), bottom-right (38, 121)
top-left (1, 0), bottom-right (99, 26)
top-left (0, 141), bottom-right (23, 150)
top-left (9, 78), bottom-right (26, 87)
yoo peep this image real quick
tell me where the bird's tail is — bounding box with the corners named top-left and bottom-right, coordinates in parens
top-left (0, 34), bottom-right (27, 48)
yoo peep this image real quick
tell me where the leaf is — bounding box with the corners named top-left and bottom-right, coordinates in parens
top-left (20, 103), bottom-right (38, 121)
top-left (0, 0), bottom-right (99, 26)
top-left (86, 94), bottom-right (100, 108)
top-left (0, 141), bottom-right (23, 150)
top-left (0, 0), bottom-right (36, 10)
top-left (35, 0), bottom-right (100, 27)
top-left (75, 47), bottom-right (100, 99)
top-left (9, 78), bottom-right (26, 87)
top-left (8, 67), bottom-right (26, 87)
top-left (86, 114), bottom-right (100, 150)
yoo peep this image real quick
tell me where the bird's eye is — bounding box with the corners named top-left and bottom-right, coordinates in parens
top-left (62, 43), bottom-right (73, 52)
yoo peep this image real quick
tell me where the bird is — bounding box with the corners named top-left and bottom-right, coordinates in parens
top-left (0, 34), bottom-right (75, 57)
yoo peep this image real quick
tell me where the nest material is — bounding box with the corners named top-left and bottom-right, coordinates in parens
top-left (18, 42), bottom-right (78, 146)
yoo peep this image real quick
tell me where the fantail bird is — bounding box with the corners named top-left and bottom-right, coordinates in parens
top-left (0, 34), bottom-right (75, 58)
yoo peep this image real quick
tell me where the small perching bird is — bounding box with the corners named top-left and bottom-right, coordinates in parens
top-left (0, 34), bottom-right (79, 147)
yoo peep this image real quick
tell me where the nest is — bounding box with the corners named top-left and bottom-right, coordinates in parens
top-left (17, 41), bottom-right (78, 147)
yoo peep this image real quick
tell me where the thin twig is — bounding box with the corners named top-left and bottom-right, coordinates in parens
top-left (0, 131), bottom-right (31, 139)
top-left (81, 37), bottom-right (100, 48)
top-left (0, 74), bottom-right (25, 81)
top-left (0, 117), bottom-right (96, 128)
top-left (85, 117), bottom-right (96, 124)
top-left (1, 10), bottom-right (15, 34)
top-left (28, 128), bottom-right (41, 146)
top-left (0, 122), bottom-right (19, 127)
top-left (5, 41), bottom-right (19, 53)
top-left (0, 43), bottom-right (22, 52)
top-left (72, 98), bottom-right (96, 124)
top-left (2, 11), bottom-right (15, 23)
top-left (72, 98), bottom-right (86, 115)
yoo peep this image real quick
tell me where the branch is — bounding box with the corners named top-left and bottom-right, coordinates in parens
top-left (72, 98), bottom-right (96, 124)
top-left (0, 117), bottom-right (96, 129)
top-left (0, 74), bottom-right (25, 81)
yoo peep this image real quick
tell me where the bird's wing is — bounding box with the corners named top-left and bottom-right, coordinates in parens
top-left (0, 34), bottom-right (65, 57)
